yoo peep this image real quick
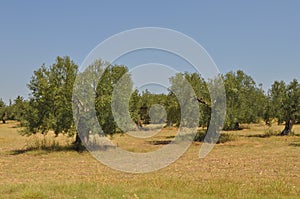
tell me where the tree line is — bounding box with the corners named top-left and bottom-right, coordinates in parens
top-left (1, 56), bottom-right (299, 145)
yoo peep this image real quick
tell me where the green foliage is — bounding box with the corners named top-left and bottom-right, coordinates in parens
top-left (223, 70), bottom-right (266, 130)
top-left (7, 96), bottom-right (29, 124)
top-left (271, 80), bottom-right (300, 124)
top-left (165, 92), bottom-right (180, 126)
top-left (168, 73), bottom-right (203, 128)
top-left (0, 98), bottom-right (7, 123)
top-left (20, 55), bottom-right (299, 140)
top-left (267, 81), bottom-right (287, 124)
top-left (129, 89), bottom-right (142, 124)
top-left (0, 98), bottom-right (5, 108)
top-left (72, 60), bottom-right (105, 140)
top-left (23, 56), bottom-right (78, 136)
top-left (96, 64), bottom-right (131, 135)
top-left (74, 60), bottom-right (135, 136)
top-left (138, 91), bottom-right (169, 125)
top-left (184, 72), bottom-right (211, 128)
top-left (266, 79), bottom-right (300, 135)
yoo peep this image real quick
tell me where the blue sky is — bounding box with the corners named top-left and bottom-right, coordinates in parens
top-left (0, 0), bottom-right (299, 103)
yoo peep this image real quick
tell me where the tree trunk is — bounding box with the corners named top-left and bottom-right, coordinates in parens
top-left (73, 132), bottom-right (82, 151)
top-left (234, 122), bottom-right (240, 130)
top-left (2, 113), bottom-right (6, 124)
top-left (74, 133), bottom-right (81, 144)
top-left (280, 119), bottom-right (294, 136)
top-left (136, 119), bottom-right (143, 129)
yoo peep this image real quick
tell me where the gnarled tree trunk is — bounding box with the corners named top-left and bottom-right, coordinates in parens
top-left (280, 119), bottom-right (294, 136)
top-left (135, 118), bottom-right (143, 129)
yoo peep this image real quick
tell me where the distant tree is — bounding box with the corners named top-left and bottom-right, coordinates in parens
top-left (129, 89), bottom-right (142, 128)
top-left (267, 80), bottom-right (300, 135)
top-left (0, 98), bottom-right (6, 123)
top-left (165, 92), bottom-right (180, 127)
top-left (139, 90), bottom-right (153, 124)
top-left (147, 94), bottom-right (168, 124)
top-left (9, 96), bottom-right (28, 123)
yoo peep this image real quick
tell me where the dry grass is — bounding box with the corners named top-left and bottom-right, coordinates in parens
top-left (0, 121), bottom-right (300, 198)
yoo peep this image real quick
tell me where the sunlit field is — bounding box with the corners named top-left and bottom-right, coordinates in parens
top-left (0, 121), bottom-right (300, 198)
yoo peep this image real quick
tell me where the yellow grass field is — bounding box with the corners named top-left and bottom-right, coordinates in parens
top-left (0, 121), bottom-right (300, 198)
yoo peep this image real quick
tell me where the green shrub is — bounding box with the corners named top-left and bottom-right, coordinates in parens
top-left (194, 131), bottom-right (237, 143)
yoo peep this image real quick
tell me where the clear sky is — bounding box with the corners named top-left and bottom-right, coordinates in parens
top-left (0, 0), bottom-right (299, 103)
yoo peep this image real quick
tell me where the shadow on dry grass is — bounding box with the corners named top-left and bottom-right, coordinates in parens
top-left (147, 140), bottom-right (172, 145)
top-left (248, 131), bottom-right (300, 138)
top-left (289, 142), bottom-right (300, 147)
top-left (8, 144), bottom-right (85, 155)
top-left (247, 134), bottom-right (279, 138)
top-left (193, 131), bottom-right (237, 144)
top-left (247, 128), bottom-right (281, 138)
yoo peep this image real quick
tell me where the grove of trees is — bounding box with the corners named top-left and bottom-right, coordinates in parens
top-left (265, 80), bottom-right (300, 135)
top-left (1, 56), bottom-right (300, 147)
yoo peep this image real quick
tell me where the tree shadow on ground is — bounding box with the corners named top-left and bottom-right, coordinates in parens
top-left (165, 136), bottom-right (175, 139)
top-left (247, 132), bottom-right (300, 138)
top-left (147, 140), bottom-right (172, 145)
top-left (8, 144), bottom-right (85, 155)
top-left (289, 142), bottom-right (300, 147)
top-left (247, 134), bottom-right (279, 138)
top-left (8, 143), bottom-right (122, 155)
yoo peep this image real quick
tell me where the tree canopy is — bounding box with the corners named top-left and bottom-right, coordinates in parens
top-left (266, 79), bottom-right (300, 135)
top-left (23, 56), bottom-right (78, 136)
top-left (3, 55), bottom-right (297, 145)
